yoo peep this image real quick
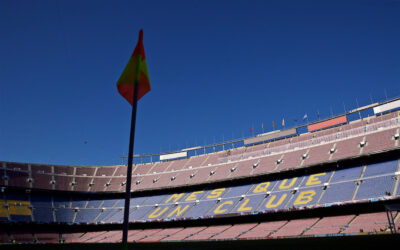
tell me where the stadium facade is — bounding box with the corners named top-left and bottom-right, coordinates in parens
top-left (1, 97), bottom-right (400, 248)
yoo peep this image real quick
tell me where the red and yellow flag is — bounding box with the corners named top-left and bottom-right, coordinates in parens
top-left (117, 30), bottom-right (151, 105)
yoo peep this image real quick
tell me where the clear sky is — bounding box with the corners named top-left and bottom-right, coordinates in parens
top-left (1, 0), bottom-right (399, 166)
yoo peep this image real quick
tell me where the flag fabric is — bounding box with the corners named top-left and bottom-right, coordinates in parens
top-left (303, 114), bottom-right (308, 121)
top-left (272, 121), bottom-right (275, 128)
top-left (261, 123), bottom-right (264, 129)
top-left (117, 30), bottom-right (151, 105)
top-left (282, 118), bottom-right (285, 127)
top-left (250, 127), bottom-right (254, 133)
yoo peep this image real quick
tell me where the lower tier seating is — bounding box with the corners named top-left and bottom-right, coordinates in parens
top-left (0, 211), bottom-right (397, 243)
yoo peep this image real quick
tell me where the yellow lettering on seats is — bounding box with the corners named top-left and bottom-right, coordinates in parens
top-left (165, 193), bottom-right (184, 203)
top-left (185, 191), bottom-right (204, 201)
top-left (214, 201), bottom-right (233, 214)
top-left (207, 188), bottom-right (225, 199)
top-left (265, 194), bottom-right (287, 208)
top-left (293, 190), bottom-right (316, 205)
top-left (306, 173), bottom-right (326, 186)
top-left (279, 178), bottom-right (298, 190)
top-left (253, 182), bottom-right (270, 193)
top-left (0, 201), bottom-right (7, 218)
top-left (148, 207), bottom-right (169, 218)
top-left (7, 200), bottom-right (31, 216)
top-left (237, 198), bottom-right (252, 212)
top-left (167, 205), bottom-right (190, 218)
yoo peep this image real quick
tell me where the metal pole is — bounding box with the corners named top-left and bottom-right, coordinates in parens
top-left (122, 32), bottom-right (143, 249)
top-left (121, 77), bottom-right (138, 248)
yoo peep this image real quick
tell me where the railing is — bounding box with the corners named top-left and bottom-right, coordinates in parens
top-left (219, 116), bottom-right (399, 164)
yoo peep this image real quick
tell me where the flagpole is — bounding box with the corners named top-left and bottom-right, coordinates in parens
top-left (122, 43), bottom-right (142, 250)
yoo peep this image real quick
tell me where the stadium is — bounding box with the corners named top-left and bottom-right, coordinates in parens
top-left (2, 1), bottom-right (400, 249)
top-left (1, 97), bottom-right (400, 249)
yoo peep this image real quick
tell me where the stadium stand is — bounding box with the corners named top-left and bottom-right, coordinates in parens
top-left (239, 220), bottom-right (287, 238)
top-left (0, 112), bottom-right (398, 195)
top-left (271, 217), bottom-right (319, 237)
top-left (251, 154), bottom-right (281, 174)
top-left (228, 158), bottom-right (257, 178)
top-left (5, 163), bottom-right (30, 189)
top-left (139, 227), bottom-right (184, 242)
top-left (185, 225), bottom-right (231, 241)
top-left (210, 223), bottom-right (257, 240)
top-left (1, 156), bottom-right (399, 225)
top-left (164, 226), bottom-right (207, 241)
top-left (303, 215), bottom-right (355, 235)
top-left (1, 106), bottom-right (400, 247)
top-left (302, 143), bottom-right (335, 166)
top-left (341, 212), bottom-right (393, 234)
top-left (4, 211), bottom-right (393, 244)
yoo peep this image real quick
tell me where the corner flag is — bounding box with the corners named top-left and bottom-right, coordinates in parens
top-left (117, 29), bottom-right (151, 105)
top-left (118, 30), bottom-right (151, 250)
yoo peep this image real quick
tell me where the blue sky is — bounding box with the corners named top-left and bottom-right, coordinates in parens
top-left (1, 0), bottom-right (399, 166)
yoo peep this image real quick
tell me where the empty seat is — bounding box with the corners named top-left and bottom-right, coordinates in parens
top-left (185, 225), bottom-right (231, 241)
top-left (95, 167), bottom-right (115, 177)
top-left (277, 149), bottom-right (308, 171)
top-left (164, 226), bottom-right (207, 241)
top-left (139, 228), bottom-right (184, 242)
top-left (229, 158), bottom-right (258, 178)
top-left (251, 154), bottom-right (282, 175)
top-left (303, 215), bottom-right (355, 235)
top-left (342, 212), bottom-right (390, 233)
top-left (239, 221), bottom-right (287, 239)
top-left (330, 136), bottom-right (364, 160)
top-left (362, 128), bottom-right (397, 154)
top-left (354, 176), bottom-right (395, 200)
top-left (303, 143), bottom-right (335, 166)
top-left (129, 229), bottom-right (162, 242)
top-left (211, 223), bottom-right (257, 240)
top-left (6, 163), bottom-right (30, 188)
top-left (271, 217), bottom-right (319, 237)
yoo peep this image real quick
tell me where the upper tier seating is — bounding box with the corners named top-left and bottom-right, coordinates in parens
top-left (1, 112), bottom-right (399, 192)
